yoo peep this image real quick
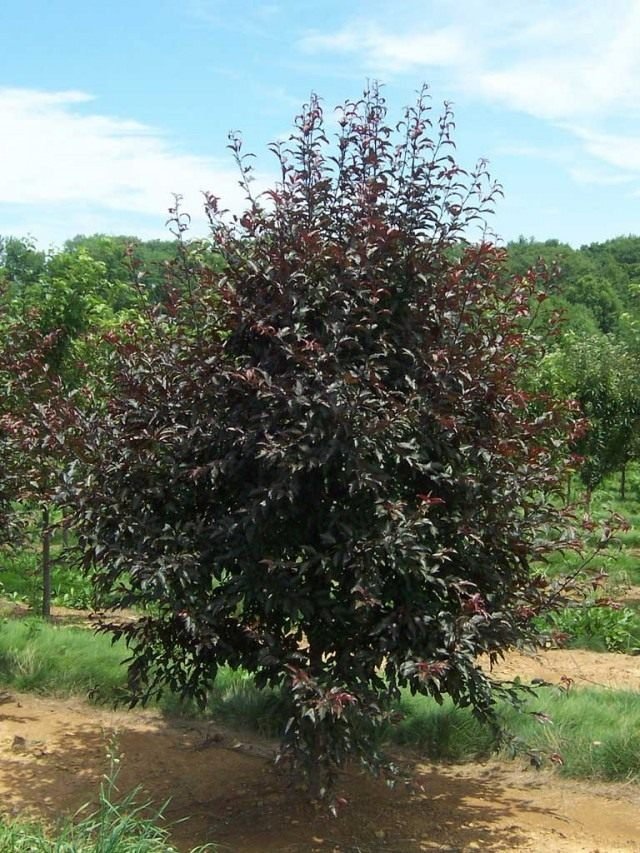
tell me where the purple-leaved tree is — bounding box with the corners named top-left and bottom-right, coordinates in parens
top-left (66, 84), bottom-right (580, 797)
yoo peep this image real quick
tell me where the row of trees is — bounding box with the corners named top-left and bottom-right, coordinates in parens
top-left (0, 84), bottom-right (627, 797)
top-left (0, 231), bottom-right (221, 615)
top-left (507, 236), bottom-right (640, 499)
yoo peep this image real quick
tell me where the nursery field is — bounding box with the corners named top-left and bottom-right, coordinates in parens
top-left (1, 476), bottom-right (640, 850)
top-left (0, 590), bottom-right (639, 852)
top-left (0, 647), bottom-right (639, 853)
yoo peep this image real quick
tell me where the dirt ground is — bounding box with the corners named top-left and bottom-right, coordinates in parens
top-left (0, 647), bottom-right (639, 852)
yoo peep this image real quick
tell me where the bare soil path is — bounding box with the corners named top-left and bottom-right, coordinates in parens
top-left (1, 648), bottom-right (639, 853)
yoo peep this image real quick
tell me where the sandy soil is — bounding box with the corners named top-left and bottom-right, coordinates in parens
top-left (1, 647), bottom-right (639, 852)
top-left (487, 646), bottom-right (640, 692)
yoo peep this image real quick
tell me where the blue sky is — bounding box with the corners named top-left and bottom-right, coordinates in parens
top-left (1, 0), bottom-right (639, 249)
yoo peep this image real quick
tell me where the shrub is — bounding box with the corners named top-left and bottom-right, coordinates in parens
top-left (67, 83), bottom-right (577, 797)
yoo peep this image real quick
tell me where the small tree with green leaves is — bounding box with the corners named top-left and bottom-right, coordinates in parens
top-left (538, 331), bottom-right (640, 500)
top-left (67, 85), bottom-right (578, 798)
top-left (0, 246), bottom-right (131, 614)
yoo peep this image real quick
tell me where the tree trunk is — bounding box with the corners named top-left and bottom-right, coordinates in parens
top-left (61, 507), bottom-right (70, 548)
top-left (307, 640), bottom-right (326, 800)
top-left (620, 463), bottom-right (627, 501)
top-left (41, 506), bottom-right (52, 619)
top-left (307, 737), bottom-right (324, 801)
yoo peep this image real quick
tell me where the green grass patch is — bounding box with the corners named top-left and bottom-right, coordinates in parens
top-left (0, 618), bottom-right (284, 727)
top-left (1, 619), bottom-right (638, 785)
top-left (499, 686), bottom-right (640, 782)
top-left (391, 693), bottom-right (496, 760)
top-left (0, 618), bottom-right (128, 700)
top-left (387, 686), bottom-right (640, 783)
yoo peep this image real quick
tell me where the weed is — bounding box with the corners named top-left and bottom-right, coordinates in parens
top-left (0, 750), bottom-right (216, 851)
top-left (540, 603), bottom-right (640, 653)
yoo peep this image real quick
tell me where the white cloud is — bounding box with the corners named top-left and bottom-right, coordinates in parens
top-left (297, 1), bottom-right (640, 188)
top-left (569, 126), bottom-right (640, 173)
top-left (0, 87), bottom-right (263, 244)
top-left (568, 165), bottom-right (638, 187)
top-left (298, 2), bottom-right (640, 121)
top-left (299, 23), bottom-right (468, 73)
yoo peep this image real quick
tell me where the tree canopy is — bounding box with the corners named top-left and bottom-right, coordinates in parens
top-left (64, 85), bottom-right (578, 796)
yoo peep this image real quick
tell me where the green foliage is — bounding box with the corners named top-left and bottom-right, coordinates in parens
top-left (66, 84), bottom-right (578, 796)
top-left (0, 545), bottom-right (41, 605)
top-left (539, 603), bottom-right (640, 653)
top-left (0, 531), bottom-right (95, 610)
top-left (65, 233), bottom-right (225, 304)
top-left (537, 332), bottom-right (640, 491)
top-left (508, 235), bottom-right (640, 490)
top-left (0, 236), bottom-right (46, 294)
top-left (562, 272), bottom-right (623, 335)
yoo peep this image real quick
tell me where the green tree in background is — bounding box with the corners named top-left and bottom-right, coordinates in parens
top-left (0, 245), bottom-right (137, 615)
top-left (538, 332), bottom-right (640, 499)
top-left (0, 236), bottom-right (46, 295)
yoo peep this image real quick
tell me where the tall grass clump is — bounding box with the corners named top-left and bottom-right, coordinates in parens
top-left (499, 687), bottom-right (640, 782)
top-left (0, 756), bottom-right (215, 852)
top-left (390, 686), bottom-right (640, 783)
top-left (390, 693), bottom-right (497, 760)
top-left (162, 668), bottom-right (287, 736)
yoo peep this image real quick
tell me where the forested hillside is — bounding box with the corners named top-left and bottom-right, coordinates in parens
top-left (3, 230), bottom-right (639, 501)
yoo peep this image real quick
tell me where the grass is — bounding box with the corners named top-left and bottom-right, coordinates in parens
top-left (0, 618), bottom-right (128, 700)
top-left (531, 467), bottom-right (640, 653)
top-left (0, 755), bottom-right (215, 852)
top-left (0, 618), bottom-right (284, 728)
top-left (162, 668), bottom-right (286, 736)
top-left (498, 686), bottom-right (640, 782)
top-left (390, 693), bottom-right (497, 760)
top-left (390, 687), bottom-right (640, 782)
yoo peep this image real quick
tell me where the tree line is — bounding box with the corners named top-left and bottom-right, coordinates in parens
top-left (5, 230), bottom-right (638, 502)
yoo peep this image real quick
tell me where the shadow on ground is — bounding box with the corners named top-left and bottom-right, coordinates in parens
top-left (0, 690), bottom-right (636, 852)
